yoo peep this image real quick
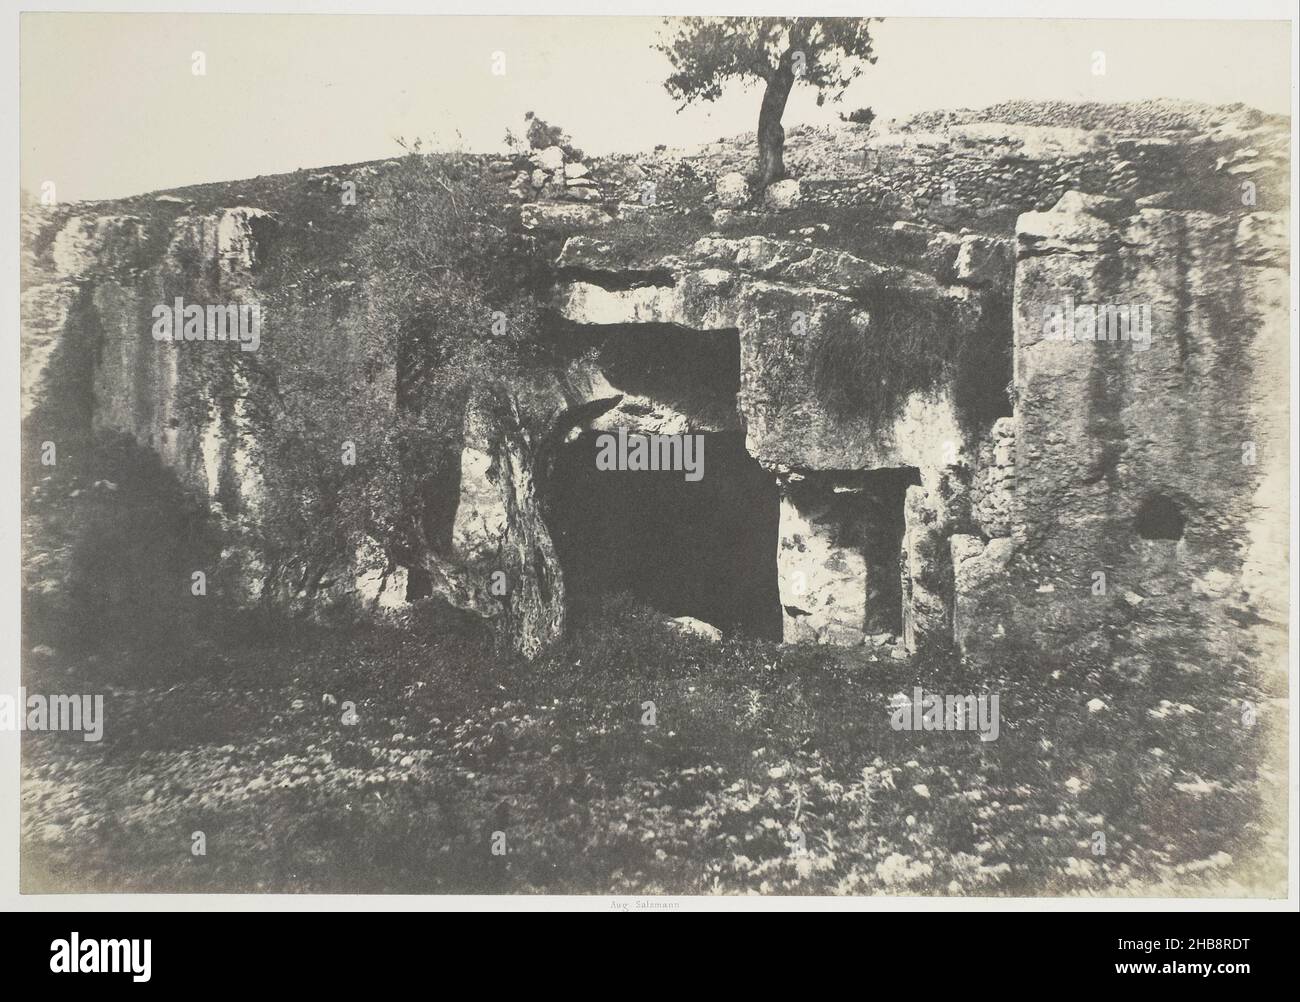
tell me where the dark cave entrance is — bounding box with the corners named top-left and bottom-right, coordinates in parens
top-left (548, 430), bottom-right (783, 640)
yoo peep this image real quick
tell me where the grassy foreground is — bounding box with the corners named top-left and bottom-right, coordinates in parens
top-left (21, 591), bottom-right (1285, 896)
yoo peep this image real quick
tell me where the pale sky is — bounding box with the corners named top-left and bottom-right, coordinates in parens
top-left (20, 14), bottom-right (1292, 202)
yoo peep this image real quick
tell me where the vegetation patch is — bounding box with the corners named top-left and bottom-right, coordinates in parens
top-left (19, 527), bottom-right (1284, 895)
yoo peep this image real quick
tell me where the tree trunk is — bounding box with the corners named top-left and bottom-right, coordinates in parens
top-left (757, 64), bottom-right (795, 190)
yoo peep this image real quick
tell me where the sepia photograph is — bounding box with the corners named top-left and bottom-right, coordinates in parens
top-left (7, 1), bottom-right (1295, 928)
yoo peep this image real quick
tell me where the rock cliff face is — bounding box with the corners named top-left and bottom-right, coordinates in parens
top-left (21, 100), bottom-right (1290, 667)
top-left (551, 227), bottom-right (1004, 650)
top-left (1002, 194), bottom-right (1289, 673)
top-left (446, 388), bottom-right (566, 658)
top-left (554, 232), bottom-right (1003, 474)
top-left (23, 206), bottom-right (273, 506)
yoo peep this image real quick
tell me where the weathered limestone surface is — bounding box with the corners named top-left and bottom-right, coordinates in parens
top-left (777, 481), bottom-right (869, 646)
top-left (555, 235), bottom-right (990, 475)
top-left (49, 214), bottom-right (144, 279)
top-left (439, 387), bottom-right (566, 659)
top-left (901, 486), bottom-right (952, 652)
top-left (1005, 193), bottom-right (1289, 667)
top-left (1233, 213), bottom-right (1291, 677)
top-left (798, 102), bottom-right (1289, 227)
top-left (955, 233), bottom-right (1014, 287)
top-left (716, 172), bottom-right (750, 209)
top-left (23, 208), bottom-right (274, 511)
top-left (521, 202), bottom-right (612, 231)
top-left (23, 102), bottom-right (1289, 664)
top-left (763, 178), bottom-right (802, 211)
top-left (555, 269), bottom-right (740, 329)
top-left (555, 224), bottom-right (1007, 648)
top-left (951, 534), bottom-right (1016, 653)
top-left (971, 417), bottom-right (1016, 539)
top-left (352, 537), bottom-right (410, 614)
top-left (669, 615), bottom-right (723, 642)
top-left (20, 282), bottom-right (79, 420)
top-left (546, 358), bottom-right (741, 438)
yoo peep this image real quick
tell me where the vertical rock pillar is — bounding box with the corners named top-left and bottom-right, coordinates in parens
top-left (449, 385), bottom-right (566, 659)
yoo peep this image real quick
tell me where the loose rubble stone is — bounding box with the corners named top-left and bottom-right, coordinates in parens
top-left (763, 178), bottom-right (802, 211)
top-left (716, 171), bottom-right (750, 208)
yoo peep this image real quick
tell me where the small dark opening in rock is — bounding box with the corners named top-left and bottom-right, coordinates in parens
top-left (406, 565), bottom-right (433, 601)
top-left (548, 430), bottom-right (782, 639)
top-left (1135, 493), bottom-right (1185, 540)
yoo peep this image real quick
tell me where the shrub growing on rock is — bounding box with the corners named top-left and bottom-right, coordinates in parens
top-left (523, 111), bottom-right (583, 160)
top-left (252, 144), bottom-right (547, 606)
top-left (840, 106), bottom-right (876, 128)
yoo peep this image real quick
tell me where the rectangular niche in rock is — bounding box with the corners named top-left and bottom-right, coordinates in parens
top-left (778, 468), bottom-right (921, 646)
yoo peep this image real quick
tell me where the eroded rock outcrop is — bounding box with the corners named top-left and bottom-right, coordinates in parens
top-left (1007, 192), bottom-right (1289, 669)
top-left (777, 477), bottom-right (871, 646)
top-left (439, 386), bottom-right (566, 659)
top-left (23, 207), bottom-right (274, 511)
top-left (553, 225), bottom-right (1002, 649)
top-left (900, 486), bottom-right (952, 652)
top-left (777, 470), bottom-right (921, 647)
top-left (951, 535), bottom-right (1016, 655)
top-left (554, 234), bottom-right (998, 475)
top-left (22, 100), bottom-right (1289, 666)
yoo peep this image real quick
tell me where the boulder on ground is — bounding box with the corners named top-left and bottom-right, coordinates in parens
top-left (764, 178), bottom-right (802, 211)
top-left (532, 146), bottom-right (565, 172)
top-left (716, 172), bottom-right (750, 209)
top-left (669, 616), bottom-right (722, 642)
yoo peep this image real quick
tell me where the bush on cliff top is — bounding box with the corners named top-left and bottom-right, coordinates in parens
top-left (250, 145), bottom-right (549, 600)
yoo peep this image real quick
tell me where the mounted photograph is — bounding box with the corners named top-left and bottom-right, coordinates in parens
top-left (16, 11), bottom-right (1292, 898)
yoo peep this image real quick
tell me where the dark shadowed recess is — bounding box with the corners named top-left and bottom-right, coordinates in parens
top-left (784, 467), bottom-right (921, 636)
top-left (548, 430), bottom-right (782, 640)
top-left (543, 321), bottom-right (744, 431)
top-left (1135, 492), bottom-right (1186, 541)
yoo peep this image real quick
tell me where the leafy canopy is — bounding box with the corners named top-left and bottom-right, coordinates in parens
top-left (658, 16), bottom-right (879, 107)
